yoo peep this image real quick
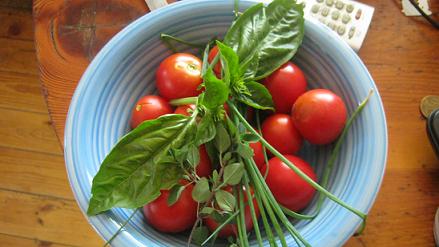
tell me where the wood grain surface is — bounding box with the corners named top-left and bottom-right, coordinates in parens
top-left (0, 0), bottom-right (437, 246)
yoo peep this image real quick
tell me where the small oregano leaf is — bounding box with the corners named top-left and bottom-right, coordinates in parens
top-left (223, 163), bottom-right (245, 185)
top-left (236, 143), bottom-right (254, 159)
top-left (241, 133), bottom-right (260, 143)
top-left (192, 226), bottom-right (210, 245)
top-left (215, 190), bottom-right (236, 212)
top-left (192, 177), bottom-right (211, 203)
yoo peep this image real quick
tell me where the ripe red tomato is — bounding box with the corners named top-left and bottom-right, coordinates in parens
top-left (196, 145), bottom-right (212, 177)
top-left (261, 114), bottom-right (303, 155)
top-left (207, 45), bottom-right (222, 77)
top-left (260, 155), bottom-right (317, 212)
top-left (174, 104), bottom-right (196, 116)
top-left (130, 95), bottom-right (173, 129)
top-left (291, 89), bottom-right (347, 145)
top-left (204, 186), bottom-right (259, 238)
top-left (156, 53), bottom-right (203, 100)
top-left (263, 62), bottom-right (307, 113)
top-left (249, 141), bottom-right (265, 169)
top-left (143, 183), bottom-right (197, 233)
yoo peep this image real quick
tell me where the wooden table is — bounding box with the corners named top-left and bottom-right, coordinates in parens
top-left (1, 0), bottom-right (436, 246)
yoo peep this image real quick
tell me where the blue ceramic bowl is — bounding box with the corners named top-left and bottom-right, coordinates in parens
top-left (64, 0), bottom-right (387, 246)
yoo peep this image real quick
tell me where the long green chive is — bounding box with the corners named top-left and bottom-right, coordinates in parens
top-left (243, 173), bottom-right (264, 247)
top-left (253, 183), bottom-right (277, 247)
top-left (237, 187), bottom-right (250, 247)
top-left (245, 159), bottom-right (288, 247)
top-left (201, 211), bottom-right (240, 246)
top-left (231, 103), bottom-right (368, 229)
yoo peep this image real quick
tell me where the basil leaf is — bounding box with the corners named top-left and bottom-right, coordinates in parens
top-left (224, 0), bottom-right (305, 80)
top-left (202, 68), bottom-right (230, 110)
top-left (186, 144), bottom-right (200, 168)
top-left (223, 162), bottom-right (245, 185)
top-left (215, 190), bottom-right (236, 212)
top-left (195, 113), bottom-right (216, 145)
top-left (87, 114), bottom-right (192, 215)
top-left (192, 177), bottom-right (211, 203)
top-left (216, 40), bottom-right (240, 86)
top-left (214, 123), bottom-right (231, 153)
top-left (236, 81), bottom-right (274, 110)
top-left (167, 184), bottom-right (185, 206)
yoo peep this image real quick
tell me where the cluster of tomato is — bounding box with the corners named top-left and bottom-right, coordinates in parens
top-left (130, 48), bottom-right (348, 237)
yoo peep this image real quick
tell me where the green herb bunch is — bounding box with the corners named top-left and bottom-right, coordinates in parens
top-left (87, 0), bottom-right (371, 246)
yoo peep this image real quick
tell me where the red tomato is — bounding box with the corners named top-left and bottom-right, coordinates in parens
top-left (204, 186), bottom-right (259, 238)
top-left (143, 183), bottom-right (197, 233)
top-left (261, 114), bottom-right (303, 155)
top-left (263, 62), bottom-right (307, 113)
top-left (156, 53), bottom-right (203, 100)
top-left (196, 145), bottom-right (212, 177)
top-left (130, 95), bottom-right (173, 129)
top-left (291, 89), bottom-right (347, 145)
top-left (174, 104), bottom-right (196, 116)
top-left (207, 46), bottom-right (222, 77)
top-left (249, 141), bottom-right (265, 169)
top-left (260, 155), bottom-right (317, 212)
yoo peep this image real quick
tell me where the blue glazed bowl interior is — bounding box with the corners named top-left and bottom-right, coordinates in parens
top-left (64, 0), bottom-right (387, 246)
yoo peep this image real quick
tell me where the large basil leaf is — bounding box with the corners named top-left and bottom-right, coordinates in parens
top-left (224, 0), bottom-right (304, 80)
top-left (236, 81), bottom-right (274, 110)
top-left (87, 114), bottom-right (193, 215)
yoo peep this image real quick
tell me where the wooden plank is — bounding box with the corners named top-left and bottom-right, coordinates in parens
top-left (0, 147), bottom-right (74, 200)
top-left (0, 108), bottom-right (61, 155)
top-left (346, 168), bottom-right (439, 247)
top-left (0, 189), bottom-right (103, 246)
top-left (0, 37), bottom-right (38, 75)
top-left (33, 0), bottom-right (151, 143)
top-left (0, 0), bottom-right (32, 10)
top-left (0, 71), bottom-right (48, 113)
top-left (0, 233), bottom-right (73, 247)
top-left (0, 7), bottom-right (34, 40)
